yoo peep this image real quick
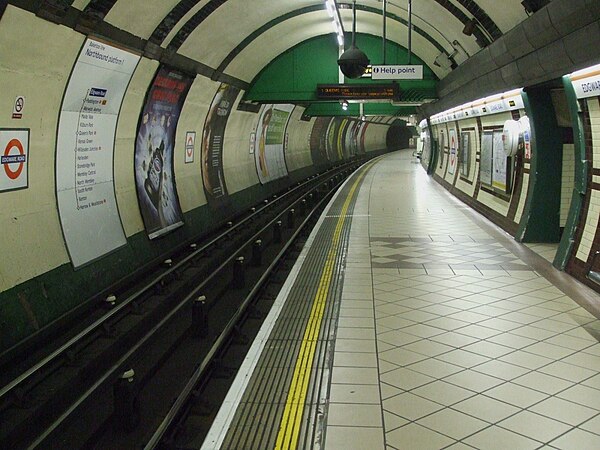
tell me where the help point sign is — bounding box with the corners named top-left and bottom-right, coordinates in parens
top-left (371, 65), bottom-right (423, 80)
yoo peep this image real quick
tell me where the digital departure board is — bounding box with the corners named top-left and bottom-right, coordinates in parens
top-left (316, 84), bottom-right (399, 100)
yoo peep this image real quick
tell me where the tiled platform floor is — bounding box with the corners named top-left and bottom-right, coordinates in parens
top-left (325, 151), bottom-right (600, 450)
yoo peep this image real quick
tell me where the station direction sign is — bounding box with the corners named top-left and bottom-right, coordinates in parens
top-left (317, 83), bottom-right (399, 100)
top-left (371, 65), bottom-right (423, 80)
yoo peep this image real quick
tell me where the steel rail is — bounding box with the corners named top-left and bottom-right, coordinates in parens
top-left (143, 183), bottom-right (336, 450)
top-left (0, 162), bottom-right (351, 403)
top-left (22, 167), bottom-right (349, 449)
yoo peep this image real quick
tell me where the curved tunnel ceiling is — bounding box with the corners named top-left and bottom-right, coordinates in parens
top-left (36, 0), bottom-right (535, 100)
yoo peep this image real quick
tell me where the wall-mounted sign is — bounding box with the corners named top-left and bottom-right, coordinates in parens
top-left (570, 67), bottom-right (600, 99)
top-left (520, 116), bottom-right (531, 159)
top-left (428, 89), bottom-right (524, 125)
top-left (0, 129), bottom-right (29, 192)
top-left (371, 65), bottom-right (423, 80)
top-left (12, 96), bottom-right (24, 119)
top-left (316, 83), bottom-right (399, 100)
top-left (56, 38), bottom-right (140, 268)
top-left (249, 132), bottom-right (256, 154)
top-left (185, 131), bottom-right (195, 164)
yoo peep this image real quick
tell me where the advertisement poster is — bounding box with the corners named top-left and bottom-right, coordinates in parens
top-left (492, 129), bottom-right (509, 192)
top-left (480, 131), bottom-right (493, 186)
top-left (348, 120), bottom-right (363, 156)
top-left (359, 121), bottom-right (369, 154)
top-left (309, 117), bottom-right (332, 165)
top-left (337, 119), bottom-right (349, 159)
top-left (422, 132), bottom-right (431, 167)
top-left (460, 131), bottom-right (471, 177)
top-left (134, 66), bottom-right (192, 239)
top-left (254, 104), bottom-right (294, 184)
top-left (56, 38), bottom-right (140, 268)
top-left (327, 118), bottom-right (344, 162)
top-left (201, 83), bottom-right (240, 204)
top-left (0, 129), bottom-right (29, 192)
top-left (347, 121), bottom-right (359, 156)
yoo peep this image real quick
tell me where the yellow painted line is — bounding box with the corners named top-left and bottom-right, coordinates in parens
top-left (274, 161), bottom-right (376, 450)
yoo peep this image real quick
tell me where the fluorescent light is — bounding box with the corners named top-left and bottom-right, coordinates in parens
top-left (325, 0), bottom-right (344, 47)
top-left (569, 63), bottom-right (600, 79)
top-left (326, 1), bottom-right (334, 16)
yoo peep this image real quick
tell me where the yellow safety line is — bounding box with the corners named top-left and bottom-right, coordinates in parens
top-left (274, 162), bottom-right (375, 450)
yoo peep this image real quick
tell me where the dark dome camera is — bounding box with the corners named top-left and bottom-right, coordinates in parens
top-left (338, 46), bottom-right (370, 79)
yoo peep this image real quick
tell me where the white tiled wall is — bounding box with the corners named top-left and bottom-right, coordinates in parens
top-left (590, 99), bottom-right (600, 168)
top-left (575, 99), bottom-right (600, 262)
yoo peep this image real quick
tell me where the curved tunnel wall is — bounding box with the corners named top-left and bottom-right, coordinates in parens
top-left (0, 7), bottom-right (389, 350)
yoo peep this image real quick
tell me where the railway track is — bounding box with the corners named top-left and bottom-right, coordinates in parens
top-left (0, 159), bottom-right (366, 450)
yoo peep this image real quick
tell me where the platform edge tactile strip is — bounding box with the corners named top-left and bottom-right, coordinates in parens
top-left (215, 161), bottom-right (377, 450)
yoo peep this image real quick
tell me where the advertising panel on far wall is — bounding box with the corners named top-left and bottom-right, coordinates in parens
top-left (337, 118), bottom-right (350, 160)
top-left (201, 83), bottom-right (240, 205)
top-left (326, 118), bottom-right (343, 162)
top-left (309, 117), bottom-right (332, 165)
top-left (134, 66), bottom-right (193, 239)
top-left (56, 38), bottom-right (140, 268)
top-left (348, 120), bottom-right (362, 156)
top-left (492, 129), bottom-right (509, 192)
top-left (359, 121), bottom-right (369, 154)
top-left (254, 104), bottom-right (294, 184)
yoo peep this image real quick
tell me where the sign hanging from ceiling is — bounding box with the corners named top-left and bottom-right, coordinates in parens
top-left (316, 83), bottom-right (399, 100)
top-left (371, 65), bottom-right (423, 80)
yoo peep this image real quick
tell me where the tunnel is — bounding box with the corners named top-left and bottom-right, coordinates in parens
top-left (1, 0), bottom-right (600, 449)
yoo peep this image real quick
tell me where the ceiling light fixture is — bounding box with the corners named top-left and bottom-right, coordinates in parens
top-left (324, 0), bottom-right (345, 47)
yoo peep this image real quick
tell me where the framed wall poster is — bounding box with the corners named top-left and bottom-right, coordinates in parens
top-left (134, 67), bottom-right (193, 239)
top-left (480, 131), bottom-right (493, 186)
top-left (492, 129), bottom-right (510, 193)
top-left (460, 131), bottom-right (471, 178)
top-left (200, 83), bottom-right (240, 203)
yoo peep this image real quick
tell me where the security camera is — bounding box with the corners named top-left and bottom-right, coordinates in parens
top-left (338, 46), bottom-right (370, 79)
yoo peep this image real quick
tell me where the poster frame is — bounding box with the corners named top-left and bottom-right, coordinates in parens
top-left (54, 37), bottom-right (140, 269)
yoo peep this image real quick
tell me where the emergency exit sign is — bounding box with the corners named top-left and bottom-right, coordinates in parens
top-left (372, 65), bottom-right (423, 80)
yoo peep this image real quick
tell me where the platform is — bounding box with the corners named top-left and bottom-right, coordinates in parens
top-left (203, 150), bottom-right (600, 450)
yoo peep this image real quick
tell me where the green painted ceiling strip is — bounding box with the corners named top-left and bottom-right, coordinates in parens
top-left (242, 33), bottom-right (437, 112)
